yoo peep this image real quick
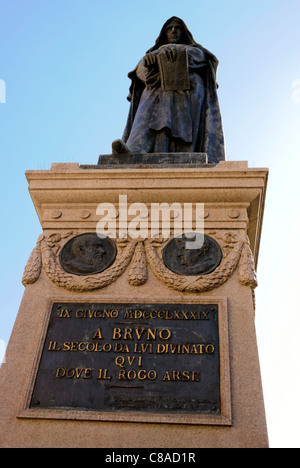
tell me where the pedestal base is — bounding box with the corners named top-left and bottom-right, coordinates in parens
top-left (94, 152), bottom-right (210, 168)
top-left (0, 159), bottom-right (269, 448)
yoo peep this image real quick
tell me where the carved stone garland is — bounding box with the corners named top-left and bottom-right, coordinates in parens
top-left (22, 231), bottom-right (257, 293)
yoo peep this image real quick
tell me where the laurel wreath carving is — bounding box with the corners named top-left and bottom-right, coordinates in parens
top-left (22, 230), bottom-right (257, 293)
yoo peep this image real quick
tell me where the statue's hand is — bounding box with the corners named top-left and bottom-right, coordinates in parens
top-left (144, 53), bottom-right (157, 66)
top-left (160, 45), bottom-right (177, 62)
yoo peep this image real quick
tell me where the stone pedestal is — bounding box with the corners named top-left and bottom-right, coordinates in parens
top-left (0, 159), bottom-right (269, 448)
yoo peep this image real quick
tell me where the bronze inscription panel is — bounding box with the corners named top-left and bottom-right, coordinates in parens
top-left (30, 303), bottom-right (221, 415)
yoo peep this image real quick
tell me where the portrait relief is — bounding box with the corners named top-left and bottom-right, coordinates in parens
top-left (163, 233), bottom-right (223, 276)
top-left (60, 233), bottom-right (117, 276)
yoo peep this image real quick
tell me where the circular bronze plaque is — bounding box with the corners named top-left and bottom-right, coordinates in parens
top-left (163, 233), bottom-right (222, 276)
top-left (60, 233), bottom-right (117, 276)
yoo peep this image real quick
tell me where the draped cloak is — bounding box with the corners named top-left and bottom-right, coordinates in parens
top-left (122, 17), bottom-right (226, 164)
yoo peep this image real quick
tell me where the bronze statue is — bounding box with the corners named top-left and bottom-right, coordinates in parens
top-left (112, 17), bottom-right (225, 164)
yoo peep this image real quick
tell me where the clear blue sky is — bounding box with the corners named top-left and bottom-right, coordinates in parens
top-left (1, 0), bottom-right (300, 448)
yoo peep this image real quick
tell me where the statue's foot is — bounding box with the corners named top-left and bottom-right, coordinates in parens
top-left (112, 139), bottom-right (132, 155)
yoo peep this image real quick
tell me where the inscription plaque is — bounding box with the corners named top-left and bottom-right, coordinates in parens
top-left (30, 303), bottom-right (221, 416)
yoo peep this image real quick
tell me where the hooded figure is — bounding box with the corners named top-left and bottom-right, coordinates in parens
top-left (112, 17), bottom-right (225, 163)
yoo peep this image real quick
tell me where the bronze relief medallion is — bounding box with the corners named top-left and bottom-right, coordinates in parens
top-left (60, 233), bottom-right (117, 276)
top-left (163, 233), bottom-right (223, 276)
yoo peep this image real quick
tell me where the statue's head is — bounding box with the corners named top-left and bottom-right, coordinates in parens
top-left (147, 17), bottom-right (197, 52)
top-left (165, 18), bottom-right (184, 44)
top-left (161, 17), bottom-right (195, 45)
